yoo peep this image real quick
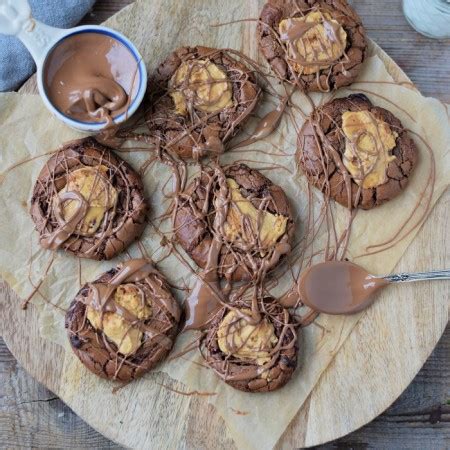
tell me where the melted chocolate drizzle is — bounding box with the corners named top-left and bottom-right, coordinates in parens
top-left (30, 140), bottom-right (146, 261)
top-left (76, 258), bottom-right (180, 370)
top-left (175, 163), bottom-right (294, 333)
top-left (41, 191), bottom-right (88, 250)
top-left (10, 27), bottom-right (436, 391)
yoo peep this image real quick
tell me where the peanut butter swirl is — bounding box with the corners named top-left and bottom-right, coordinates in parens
top-left (279, 11), bottom-right (347, 75)
top-left (170, 59), bottom-right (234, 116)
top-left (342, 110), bottom-right (397, 189)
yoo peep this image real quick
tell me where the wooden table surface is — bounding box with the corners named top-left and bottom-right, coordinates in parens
top-left (1, 0), bottom-right (449, 448)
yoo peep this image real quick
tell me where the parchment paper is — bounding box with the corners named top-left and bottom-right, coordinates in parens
top-left (0, 1), bottom-right (449, 449)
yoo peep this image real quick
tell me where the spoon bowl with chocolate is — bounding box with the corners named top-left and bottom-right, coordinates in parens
top-left (296, 261), bottom-right (450, 315)
top-left (0, 0), bottom-right (147, 132)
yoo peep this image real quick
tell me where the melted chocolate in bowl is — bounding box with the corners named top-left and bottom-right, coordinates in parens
top-left (299, 261), bottom-right (388, 314)
top-left (43, 32), bottom-right (140, 123)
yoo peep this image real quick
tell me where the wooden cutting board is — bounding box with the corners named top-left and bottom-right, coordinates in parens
top-left (0, 1), bottom-right (448, 448)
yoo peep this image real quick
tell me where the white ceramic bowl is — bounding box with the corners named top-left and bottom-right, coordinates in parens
top-left (37, 26), bottom-right (148, 132)
top-left (0, 0), bottom-right (147, 132)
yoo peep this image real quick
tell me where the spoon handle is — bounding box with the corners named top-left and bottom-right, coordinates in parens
top-left (383, 269), bottom-right (450, 283)
top-left (0, 0), bottom-right (65, 65)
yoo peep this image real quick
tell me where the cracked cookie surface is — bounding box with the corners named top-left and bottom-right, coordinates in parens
top-left (65, 260), bottom-right (181, 382)
top-left (174, 163), bottom-right (295, 281)
top-left (257, 0), bottom-right (367, 92)
top-left (203, 297), bottom-right (298, 392)
top-left (145, 46), bottom-right (260, 159)
top-left (30, 137), bottom-right (148, 260)
top-left (296, 94), bottom-right (418, 209)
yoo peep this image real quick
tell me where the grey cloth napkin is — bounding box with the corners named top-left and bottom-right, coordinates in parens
top-left (0, 0), bottom-right (96, 92)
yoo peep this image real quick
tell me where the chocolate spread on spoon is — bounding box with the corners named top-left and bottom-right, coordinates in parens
top-left (298, 261), bottom-right (388, 314)
top-left (44, 32), bottom-right (138, 123)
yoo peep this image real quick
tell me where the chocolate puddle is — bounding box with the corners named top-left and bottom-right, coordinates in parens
top-left (182, 167), bottom-right (230, 331)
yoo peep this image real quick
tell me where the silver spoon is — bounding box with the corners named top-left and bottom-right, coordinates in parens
top-left (298, 261), bottom-right (450, 315)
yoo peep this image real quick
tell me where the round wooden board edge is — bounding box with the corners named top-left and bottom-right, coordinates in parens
top-left (290, 39), bottom-right (449, 448)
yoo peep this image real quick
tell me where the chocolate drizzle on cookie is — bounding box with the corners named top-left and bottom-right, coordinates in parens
top-left (30, 138), bottom-right (148, 260)
top-left (41, 191), bottom-right (89, 250)
top-left (65, 258), bottom-right (181, 382)
top-left (280, 18), bottom-right (317, 42)
top-left (134, 46), bottom-right (261, 160)
top-left (202, 297), bottom-right (297, 392)
top-left (257, 0), bottom-right (367, 92)
top-left (174, 163), bottom-right (294, 287)
top-left (297, 93), bottom-right (418, 210)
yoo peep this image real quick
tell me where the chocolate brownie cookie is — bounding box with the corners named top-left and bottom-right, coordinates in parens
top-left (203, 296), bottom-right (298, 392)
top-left (65, 259), bottom-right (181, 381)
top-left (257, 0), bottom-right (367, 92)
top-left (145, 46), bottom-right (260, 159)
top-left (174, 163), bottom-right (294, 282)
top-left (30, 137), bottom-right (147, 260)
top-left (297, 94), bottom-right (418, 209)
